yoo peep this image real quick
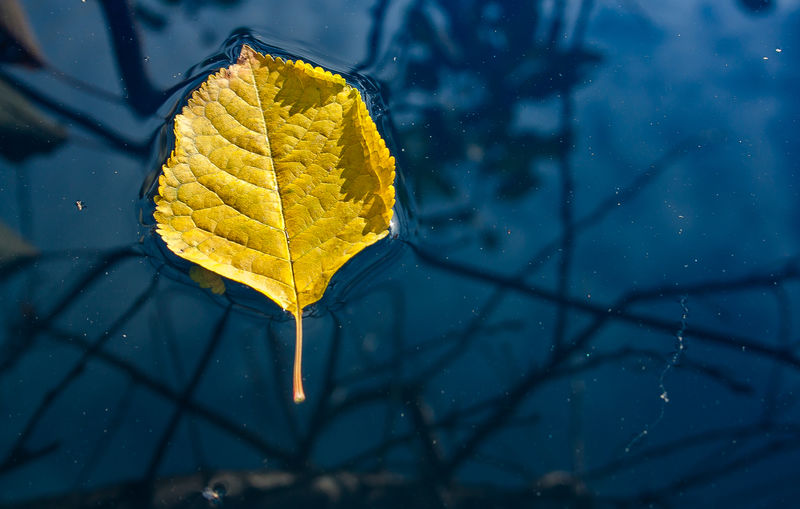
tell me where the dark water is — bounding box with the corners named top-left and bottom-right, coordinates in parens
top-left (1, 0), bottom-right (798, 507)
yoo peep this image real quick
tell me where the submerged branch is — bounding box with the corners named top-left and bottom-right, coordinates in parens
top-left (412, 245), bottom-right (800, 369)
top-left (0, 273), bottom-right (159, 474)
top-left (43, 327), bottom-right (292, 464)
top-left (143, 306), bottom-right (232, 482)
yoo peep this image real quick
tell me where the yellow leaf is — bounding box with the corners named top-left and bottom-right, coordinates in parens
top-left (155, 45), bottom-right (395, 402)
top-left (189, 265), bottom-right (226, 295)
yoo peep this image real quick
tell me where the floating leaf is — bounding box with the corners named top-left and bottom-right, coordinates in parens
top-left (155, 45), bottom-right (395, 402)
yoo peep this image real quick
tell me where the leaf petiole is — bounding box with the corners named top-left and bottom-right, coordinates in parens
top-left (293, 307), bottom-right (306, 403)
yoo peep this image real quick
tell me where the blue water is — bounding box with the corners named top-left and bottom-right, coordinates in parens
top-left (1, 0), bottom-right (798, 507)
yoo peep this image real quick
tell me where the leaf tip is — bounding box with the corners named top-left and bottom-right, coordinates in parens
top-left (238, 43), bottom-right (257, 64)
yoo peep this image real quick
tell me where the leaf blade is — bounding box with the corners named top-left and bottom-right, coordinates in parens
top-left (155, 45), bottom-right (395, 401)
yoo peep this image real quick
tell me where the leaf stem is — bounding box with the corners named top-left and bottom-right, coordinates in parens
top-left (293, 307), bottom-right (306, 403)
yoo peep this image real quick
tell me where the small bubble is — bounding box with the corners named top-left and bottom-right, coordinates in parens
top-left (202, 484), bottom-right (225, 506)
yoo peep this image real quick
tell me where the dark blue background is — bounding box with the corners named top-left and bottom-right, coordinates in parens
top-left (1, 0), bottom-right (798, 507)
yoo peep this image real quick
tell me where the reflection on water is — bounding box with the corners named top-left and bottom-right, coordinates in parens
top-left (1, 1), bottom-right (799, 508)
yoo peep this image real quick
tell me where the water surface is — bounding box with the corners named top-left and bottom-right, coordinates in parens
top-left (1, 1), bottom-right (798, 507)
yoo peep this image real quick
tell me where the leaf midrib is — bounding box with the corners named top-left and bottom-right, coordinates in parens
top-left (247, 59), bottom-right (300, 315)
